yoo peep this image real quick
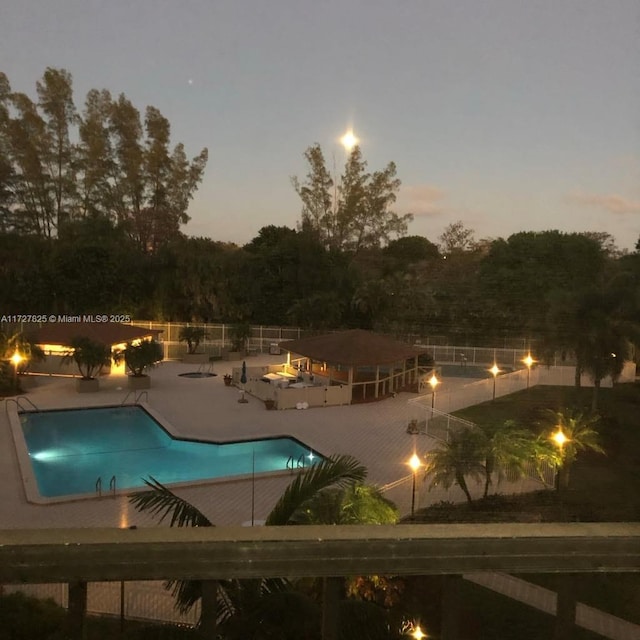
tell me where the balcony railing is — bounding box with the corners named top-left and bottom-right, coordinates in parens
top-left (2, 523), bottom-right (640, 639)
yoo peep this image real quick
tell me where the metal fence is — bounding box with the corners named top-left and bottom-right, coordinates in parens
top-left (126, 321), bottom-right (311, 360)
top-left (415, 344), bottom-right (577, 368)
top-left (3, 581), bottom-right (200, 626)
top-left (408, 368), bottom-right (558, 489)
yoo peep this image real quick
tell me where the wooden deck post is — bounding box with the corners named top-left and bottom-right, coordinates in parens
top-left (199, 580), bottom-right (218, 637)
top-left (554, 575), bottom-right (577, 639)
top-left (441, 574), bottom-right (462, 640)
top-left (67, 581), bottom-right (87, 640)
top-left (321, 576), bottom-right (342, 640)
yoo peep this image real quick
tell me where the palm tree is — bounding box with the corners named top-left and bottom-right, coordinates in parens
top-left (293, 484), bottom-right (398, 525)
top-left (128, 454), bottom-right (368, 630)
top-left (544, 286), bottom-right (638, 411)
top-left (572, 289), bottom-right (635, 411)
top-left (63, 336), bottom-right (111, 380)
top-left (423, 428), bottom-right (485, 503)
top-left (178, 326), bottom-right (207, 354)
top-left (475, 420), bottom-right (541, 498)
top-left (543, 409), bottom-right (605, 490)
top-left (114, 339), bottom-right (163, 378)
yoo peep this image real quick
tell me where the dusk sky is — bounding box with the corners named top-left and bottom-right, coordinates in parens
top-left (1, 0), bottom-right (639, 249)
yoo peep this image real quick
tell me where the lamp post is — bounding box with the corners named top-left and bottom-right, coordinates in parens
top-left (340, 128), bottom-right (358, 152)
top-left (552, 429), bottom-right (568, 491)
top-left (428, 373), bottom-right (439, 410)
top-left (411, 625), bottom-right (427, 639)
top-left (11, 351), bottom-right (22, 392)
top-left (408, 453), bottom-right (421, 519)
top-left (523, 354), bottom-right (534, 389)
top-left (402, 622), bottom-right (428, 638)
top-left (489, 363), bottom-right (500, 400)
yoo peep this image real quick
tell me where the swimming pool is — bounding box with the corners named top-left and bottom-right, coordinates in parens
top-left (17, 405), bottom-right (321, 500)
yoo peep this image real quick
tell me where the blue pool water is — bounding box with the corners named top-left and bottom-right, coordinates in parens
top-left (20, 406), bottom-right (321, 498)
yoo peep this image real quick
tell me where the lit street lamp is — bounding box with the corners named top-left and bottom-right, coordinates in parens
top-left (489, 363), bottom-right (500, 400)
top-left (11, 351), bottom-right (22, 392)
top-left (402, 621), bottom-right (428, 638)
top-left (523, 354), bottom-right (534, 389)
top-left (552, 428), bottom-right (568, 491)
top-left (411, 625), bottom-right (427, 639)
top-left (408, 453), bottom-right (421, 519)
top-left (428, 373), bottom-right (439, 410)
top-left (340, 128), bottom-right (358, 151)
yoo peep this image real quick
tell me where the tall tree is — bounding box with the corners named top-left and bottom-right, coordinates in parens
top-left (479, 231), bottom-right (607, 342)
top-left (438, 220), bottom-right (475, 254)
top-left (109, 97), bottom-right (208, 252)
top-left (154, 236), bottom-right (236, 321)
top-left (109, 94), bottom-right (145, 228)
top-left (77, 88), bottom-right (114, 219)
top-left (1, 68), bottom-right (208, 242)
top-left (572, 289), bottom-right (636, 411)
top-left (51, 217), bottom-right (150, 315)
top-left (242, 225), bottom-right (350, 326)
top-left (291, 143), bottom-right (334, 246)
top-left (544, 275), bottom-right (638, 410)
top-left (293, 143), bottom-right (411, 252)
top-left (0, 72), bottom-right (15, 231)
top-left (36, 67), bottom-right (77, 231)
top-left (5, 91), bottom-right (55, 235)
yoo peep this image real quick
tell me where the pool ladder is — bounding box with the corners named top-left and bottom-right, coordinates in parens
top-left (95, 475), bottom-right (117, 498)
top-left (4, 396), bottom-right (39, 414)
top-left (197, 361), bottom-right (215, 374)
top-left (120, 390), bottom-right (149, 406)
top-left (286, 454), bottom-right (307, 472)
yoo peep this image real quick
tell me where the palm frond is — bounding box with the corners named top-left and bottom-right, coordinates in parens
top-left (265, 454), bottom-right (367, 526)
top-left (128, 476), bottom-right (213, 527)
top-left (164, 578), bottom-right (204, 615)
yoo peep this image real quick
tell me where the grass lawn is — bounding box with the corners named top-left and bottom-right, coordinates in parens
top-left (451, 382), bottom-right (640, 521)
top-left (411, 381), bottom-right (640, 628)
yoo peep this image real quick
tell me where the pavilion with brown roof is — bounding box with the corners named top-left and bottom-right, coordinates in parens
top-left (27, 322), bottom-right (162, 349)
top-left (278, 329), bottom-right (430, 403)
top-left (26, 322), bottom-right (163, 376)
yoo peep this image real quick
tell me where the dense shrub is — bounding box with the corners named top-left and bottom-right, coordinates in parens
top-left (0, 592), bottom-right (66, 640)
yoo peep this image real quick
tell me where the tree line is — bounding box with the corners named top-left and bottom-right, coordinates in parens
top-left (0, 68), bottom-right (207, 250)
top-left (1, 69), bottom-right (639, 377)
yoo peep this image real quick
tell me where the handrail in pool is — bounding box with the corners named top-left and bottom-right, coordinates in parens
top-left (96, 476), bottom-right (102, 497)
top-left (4, 396), bottom-right (39, 414)
top-left (120, 390), bottom-right (149, 406)
top-left (109, 475), bottom-right (117, 496)
top-left (197, 362), bottom-right (215, 374)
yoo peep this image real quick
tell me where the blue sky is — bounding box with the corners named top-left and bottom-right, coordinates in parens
top-left (1, 0), bottom-right (639, 248)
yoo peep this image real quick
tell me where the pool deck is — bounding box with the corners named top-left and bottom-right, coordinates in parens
top-left (0, 357), bottom-right (541, 529)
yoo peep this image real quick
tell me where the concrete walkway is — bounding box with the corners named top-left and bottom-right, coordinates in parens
top-left (1, 356), bottom-right (501, 529)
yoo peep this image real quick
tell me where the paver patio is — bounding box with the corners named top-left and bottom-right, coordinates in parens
top-left (0, 355), bottom-right (544, 529)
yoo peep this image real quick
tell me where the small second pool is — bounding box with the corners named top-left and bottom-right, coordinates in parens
top-left (19, 405), bottom-right (321, 500)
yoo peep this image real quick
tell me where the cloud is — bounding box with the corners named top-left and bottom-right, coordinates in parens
top-left (400, 184), bottom-right (447, 217)
top-left (567, 192), bottom-right (640, 215)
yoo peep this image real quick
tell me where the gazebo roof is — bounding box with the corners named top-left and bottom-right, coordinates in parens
top-left (27, 323), bottom-right (162, 347)
top-left (279, 330), bottom-right (421, 366)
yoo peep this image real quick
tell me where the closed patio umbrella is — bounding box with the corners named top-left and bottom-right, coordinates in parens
top-left (238, 360), bottom-right (248, 403)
